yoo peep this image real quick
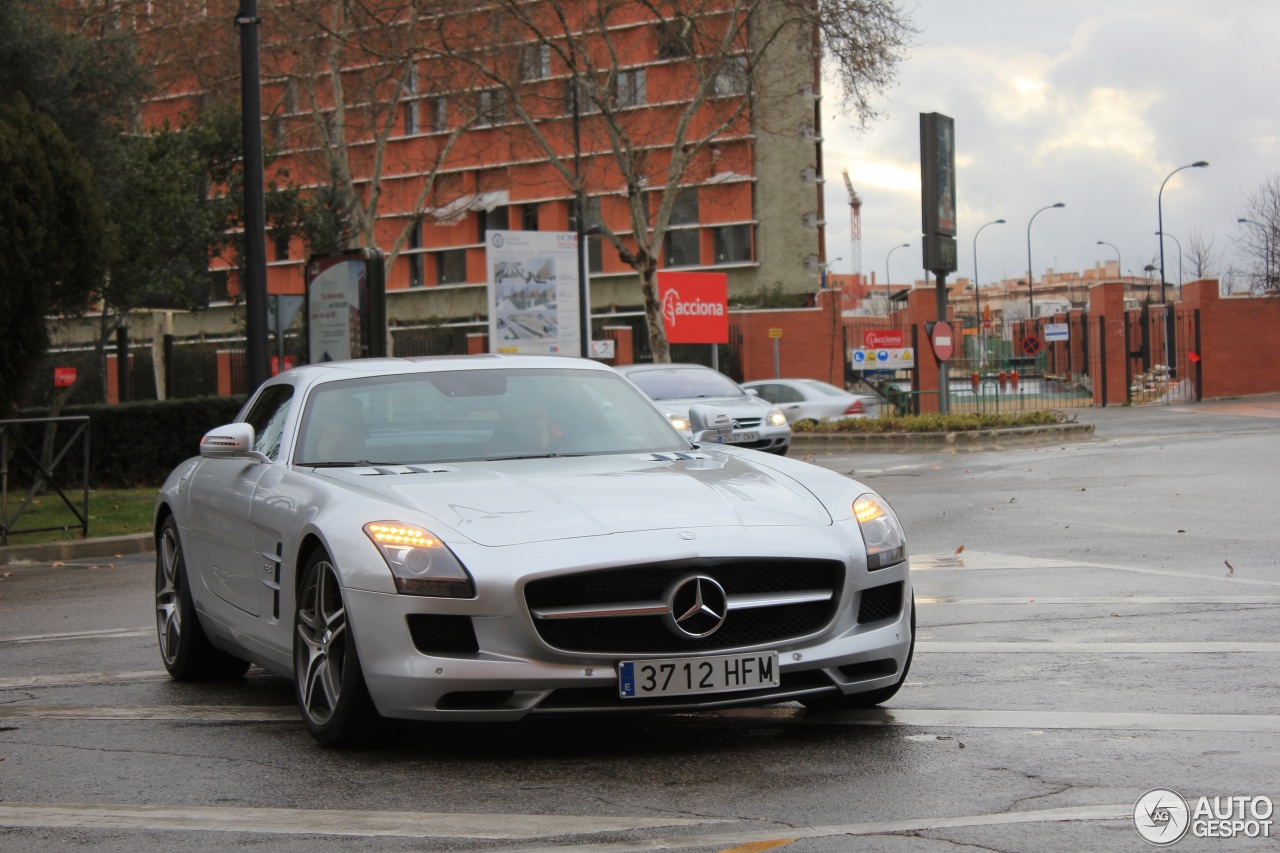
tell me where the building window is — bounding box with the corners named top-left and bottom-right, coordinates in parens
top-left (209, 269), bottom-right (231, 303)
top-left (588, 235), bottom-right (604, 273)
top-left (408, 220), bottom-right (423, 288)
top-left (713, 224), bottom-right (753, 264)
top-left (519, 43), bottom-right (551, 81)
top-left (614, 68), bottom-right (646, 109)
top-left (430, 97), bottom-right (447, 133)
top-left (403, 68), bottom-right (419, 134)
top-left (714, 55), bottom-right (749, 97)
top-left (564, 79), bottom-right (601, 115)
top-left (664, 229), bottom-right (700, 267)
top-left (568, 196), bottom-right (603, 232)
top-left (272, 233), bottom-right (290, 262)
top-left (479, 206), bottom-right (509, 239)
top-left (476, 89), bottom-right (507, 126)
top-left (669, 188), bottom-right (699, 226)
top-left (435, 249), bottom-right (468, 285)
top-left (657, 17), bottom-right (693, 59)
top-left (521, 203), bottom-right (539, 231)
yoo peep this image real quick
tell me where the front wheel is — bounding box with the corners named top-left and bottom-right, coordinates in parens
top-left (154, 516), bottom-right (250, 681)
top-left (802, 596), bottom-right (915, 711)
top-left (294, 550), bottom-right (377, 745)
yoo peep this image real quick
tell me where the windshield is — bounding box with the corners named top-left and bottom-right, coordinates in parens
top-left (798, 379), bottom-right (851, 397)
top-left (294, 367), bottom-right (690, 465)
top-left (624, 366), bottom-right (746, 401)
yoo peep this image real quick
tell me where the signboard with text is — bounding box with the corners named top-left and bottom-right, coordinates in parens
top-left (850, 348), bottom-right (915, 369)
top-left (305, 250), bottom-right (387, 363)
top-left (487, 230), bottom-right (582, 355)
top-left (658, 271), bottom-right (729, 344)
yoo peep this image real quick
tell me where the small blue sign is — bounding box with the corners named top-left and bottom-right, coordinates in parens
top-left (877, 350), bottom-right (889, 362)
top-left (852, 350), bottom-right (867, 364)
top-left (619, 662), bottom-right (635, 697)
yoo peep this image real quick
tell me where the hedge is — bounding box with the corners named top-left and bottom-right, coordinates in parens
top-left (8, 396), bottom-right (247, 488)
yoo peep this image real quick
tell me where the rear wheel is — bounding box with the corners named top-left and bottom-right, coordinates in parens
top-left (154, 516), bottom-right (250, 681)
top-left (802, 596), bottom-right (915, 711)
top-left (294, 550), bottom-right (377, 745)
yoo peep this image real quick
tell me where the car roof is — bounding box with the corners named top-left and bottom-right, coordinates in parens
top-left (271, 353), bottom-right (615, 385)
top-left (614, 363), bottom-right (718, 373)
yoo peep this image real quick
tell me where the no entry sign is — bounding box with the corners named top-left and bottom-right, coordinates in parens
top-left (929, 321), bottom-right (955, 362)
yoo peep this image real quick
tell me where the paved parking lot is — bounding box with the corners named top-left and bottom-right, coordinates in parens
top-left (1, 399), bottom-right (1276, 851)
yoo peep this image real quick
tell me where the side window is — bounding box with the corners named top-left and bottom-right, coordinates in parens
top-left (242, 385), bottom-right (294, 461)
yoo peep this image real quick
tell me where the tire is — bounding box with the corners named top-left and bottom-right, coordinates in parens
top-left (155, 516), bottom-right (251, 681)
top-left (802, 596), bottom-right (915, 711)
top-left (294, 550), bottom-right (377, 745)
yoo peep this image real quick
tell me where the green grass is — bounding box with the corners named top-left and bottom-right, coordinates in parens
top-left (2, 487), bottom-right (156, 546)
top-left (791, 410), bottom-right (1073, 434)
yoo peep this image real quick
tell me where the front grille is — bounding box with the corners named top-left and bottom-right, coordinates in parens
top-left (732, 417), bottom-right (764, 429)
top-left (525, 558), bottom-right (844, 654)
top-left (407, 614), bottom-right (479, 654)
top-left (857, 581), bottom-right (903, 625)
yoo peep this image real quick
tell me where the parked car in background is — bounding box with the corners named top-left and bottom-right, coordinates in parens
top-left (615, 363), bottom-right (791, 455)
top-left (154, 355), bottom-right (913, 744)
top-left (741, 378), bottom-right (881, 425)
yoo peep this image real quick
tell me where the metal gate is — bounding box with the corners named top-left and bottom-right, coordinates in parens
top-left (1124, 306), bottom-right (1201, 404)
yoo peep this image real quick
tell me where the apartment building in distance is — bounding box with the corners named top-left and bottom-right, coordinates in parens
top-left (130, 1), bottom-right (829, 338)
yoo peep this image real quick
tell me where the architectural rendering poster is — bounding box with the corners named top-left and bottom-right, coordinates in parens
top-left (306, 255), bottom-right (364, 363)
top-left (486, 230), bottom-right (582, 355)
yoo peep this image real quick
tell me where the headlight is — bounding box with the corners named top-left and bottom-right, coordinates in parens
top-left (668, 413), bottom-right (691, 432)
top-left (766, 406), bottom-right (789, 428)
top-left (853, 494), bottom-right (906, 570)
top-left (363, 522), bottom-right (475, 597)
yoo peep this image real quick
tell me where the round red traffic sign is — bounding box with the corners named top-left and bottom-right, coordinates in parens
top-left (1021, 335), bottom-right (1042, 356)
top-left (930, 321), bottom-right (955, 362)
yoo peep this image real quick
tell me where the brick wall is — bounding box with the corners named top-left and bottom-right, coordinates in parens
top-left (1179, 280), bottom-right (1280, 398)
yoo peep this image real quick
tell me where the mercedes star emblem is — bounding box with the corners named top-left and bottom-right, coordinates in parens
top-left (664, 575), bottom-right (728, 638)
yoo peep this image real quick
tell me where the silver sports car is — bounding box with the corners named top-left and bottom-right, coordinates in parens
top-left (155, 355), bottom-right (913, 744)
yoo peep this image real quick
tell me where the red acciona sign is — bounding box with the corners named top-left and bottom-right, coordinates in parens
top-left (864, 330), bottom-right (905, 349)
top-left (658, 271), bottom-right (728, 344)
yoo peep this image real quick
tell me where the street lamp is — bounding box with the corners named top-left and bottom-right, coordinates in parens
top-left (1097, 241), bottom-right (1122, 281)
top-left (821, 257), bottom-right (843, 289)
top-left (1158, 162), bottom-right (1208, 304)
top-left (1155, 231), bottom-right (1182, 290)
top-left (974, 219), bottom-right (1005, 365)
top-left (885, 243), bottom-right (910, 316)
top-left (1026, 203), bottom-right (1065, 319)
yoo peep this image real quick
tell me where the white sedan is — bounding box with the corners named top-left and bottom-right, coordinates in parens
top-left (155, 356), bottom-right (913, 744)
top-left (742, 378), bottom-right (881, 424)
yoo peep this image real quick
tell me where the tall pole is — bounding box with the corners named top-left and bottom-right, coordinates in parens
top-left (571, 75), bottom-right (590, 358)
top-left (1025, 203), bottom-right (1065, 321)
top-left (1096, 241), bottom-right (1121, 281)
top-left (1156, 231), bottom-right (1183, 289)
top-left (974, 219), bottom-right (1005, 366)
top-left (236, 0), bottom-right (270, 390)
top-left (1158, 162), bottom-right (1208, 304)
top-left (885, 243), bottom-right (909, 317)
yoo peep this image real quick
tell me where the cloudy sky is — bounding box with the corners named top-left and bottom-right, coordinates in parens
top-left (820, 0), bottom-right (1280, 290)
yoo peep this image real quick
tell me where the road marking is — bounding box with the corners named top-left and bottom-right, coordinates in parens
top-left (920, 641), bottom-right (1280, 654)
top-left (912, 551), bottom-right (1280, 587)
top-left (0, 627), bottom-right (151, 645)
top-left (0, 705), bottom-right (298, 722)
top-left (0, 671), bottom-right (170, 690)
top-left (917, 595), bottom-right (1280, 606)
top-left (0, 803), bottom-right (716, 840)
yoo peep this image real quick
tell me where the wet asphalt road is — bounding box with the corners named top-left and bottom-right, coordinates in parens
top-left (1, 399), bottom-right (1277, 851)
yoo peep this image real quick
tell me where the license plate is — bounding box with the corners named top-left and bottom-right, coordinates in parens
top-left (724, 431), bottom-right (759, 443)
top-left (618, 651), bottom-right (779, 698)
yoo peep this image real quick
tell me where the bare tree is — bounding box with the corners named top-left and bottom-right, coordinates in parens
top-left (1184, 227), bottom-right (1222, 282)
top-left (1237, 174), bottom-right (1280, 295)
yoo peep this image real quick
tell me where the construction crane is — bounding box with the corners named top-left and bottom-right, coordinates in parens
top-left (841, 168), bottom-right (863, 284)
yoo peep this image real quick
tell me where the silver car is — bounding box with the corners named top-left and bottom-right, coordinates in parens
top-left (615, 363), bottom-right (792, 455)
top-left (155, 355), bottom-right (913, 744)
top-left (742, 378), bottom-right (881, 424)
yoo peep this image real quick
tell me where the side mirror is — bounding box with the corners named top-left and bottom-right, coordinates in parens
top-left (200, 423), bottom-right (270, 463)
top-left (745, 388), bottom-right (759, 396)
top-left (688, 404), bottom-right (734, 444)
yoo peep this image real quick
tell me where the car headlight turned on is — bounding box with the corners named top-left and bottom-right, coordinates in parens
top-left (853, 494), bottom-right (906, 570)
top-left (363, 522), bottom-right (475, 597)
top-left (766, 406), bottom-right (789, 428)
top-left (667, 413), bottom-right (691, 432)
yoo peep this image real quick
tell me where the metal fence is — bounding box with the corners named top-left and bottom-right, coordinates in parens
top-left (1, 416), bottom-right (91, 546)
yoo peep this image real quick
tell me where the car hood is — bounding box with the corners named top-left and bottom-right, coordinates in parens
top-left (651, 395), bottom-right (769, 417)
top-left (314, 451), bottom-right (831, 546)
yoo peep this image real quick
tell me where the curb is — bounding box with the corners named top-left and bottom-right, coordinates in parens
top-left (0, 532), bottom-right (154, 566)
top-left (788, 422), bottom-right (1095, 454)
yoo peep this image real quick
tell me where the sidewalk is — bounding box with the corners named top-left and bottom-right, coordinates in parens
top-left (0, 532), bottom-right (154, 566)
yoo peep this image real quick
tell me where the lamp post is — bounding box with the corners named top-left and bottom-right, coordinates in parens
top-left (885, 243), bottom-right (910, 316)
top-left (1238, 218), bottom-right (1272, 292)
top-left (1143, 264), bottom-right (1158, 302)
top-left (821, 257), bottom-right (843, 290)
top-left (236, 0), bottom-right (269, 390)
top-left (1158, 162), bottom-right (1208, 304)
top-left (974, 219), bottom-right (1005, 367)
top-left (1096, 240), bottom-right (1122, 281)
top-left (1026, 203), bottom-right (1065, 320)
top-left (1155, 231), bottom-right (1183, 290)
